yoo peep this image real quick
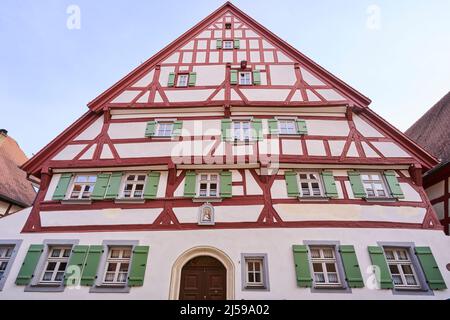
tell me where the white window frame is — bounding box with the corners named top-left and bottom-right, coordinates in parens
top-left (0, 246), bottom-right (14, 281)
top-left (309, 246), bottom-right (341, 288)
top-left (40, 247), bottom-right (71, 284)
top-left (196, 173), bottom-right (220, 198)
top-left (245, 258), bottom-right (265, 288)
top-left (68, 174), bottom-right (97, 200)
top-left (232, 120), bottom-right (252, 141)
top-left (102, 247), bottom-right (132, 286)
top-left (297, 172), bottom-right (324, 198)
top-left (176, 74), bottom-right (189, 87)
top-left (155, 122), bottom-right (174, 137)
top-left (120, 173), bottom-right (147, 199)
top-left (384, 247), bottom-right (421, 290)
top-left (223, 40), bottom-right (234, 49)
top-left (238, 71), bottom-right (252, 85)
top-left (361, 172), bottom-right (389, 198)
top-left (278, 119), bottom-right (297, 135)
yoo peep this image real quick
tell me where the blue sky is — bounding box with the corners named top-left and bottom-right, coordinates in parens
top-left (1, 0), bottom-right (449, 157)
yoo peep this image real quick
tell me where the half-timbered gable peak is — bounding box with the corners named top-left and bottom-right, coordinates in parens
top-left (89, 2), bottom-right (370, 110)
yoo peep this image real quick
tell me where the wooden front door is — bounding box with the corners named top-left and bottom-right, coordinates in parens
top-left (179, 256), bottom-right (226, 300)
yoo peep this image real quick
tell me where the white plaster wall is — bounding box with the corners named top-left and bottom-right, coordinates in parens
top-left (132, 70), bottom-right (155, 87)
top-left (347, 142), bottom-right (358, 157)
top-left (74, 116), bottom-right (104, 141)
top-left (269, 65), bottom-right (296, 85)
top-left (79, 144), bottom-right (96, 160)
top-left (398, 183), bottom-right (422, 202)
top-left (111, 91), bottom-right (140, 104)
top-left (114, 142), bottom-right (176, 158)
top-left (353, 115), bottom-right (384, 138)
top-left (426, 181), bottom-right (445, 201)
top-left (162, 53), bottom-right (179, 64)
top-left (306, 120), bottom-right (350, 137)
top-left (282, 140), bottom-right (302, 156)
top-left (344, 181), bottom-right (355, 199)
top-left (108, 122), bottom-right (147, 139)
top-left (240, 89), bottom-right (290, 102)
top-left (271, 180), bottom-right (287, 199)
top-left (100, 145), bottom-right (114, 159)
top-left (315, 89), bottom-right (345, 101)
top-left (245, 170), bottom-right (263, 195)
top-left (362, 142), bottom-right (380, 158)
top-left (40, 208), bottom-right (163, 227)
top-left (250, 51), bottom-right (260, 63)
top-left (329, 141), bottom-right (346, 157)
top-left (372, 142), bottom-right (411, 158)
top-left (277, 52), bottom-right (293, 63)
top-left (0, 210), bottom-right (449, 300)
top-left (52, 145), bottom-right (87, 161)
top-left (306, 140), bottom-right (326, 156)
top-left (274, 204), bottom-right (426, 223)
top-left (157, 171), bottom-right (168, 198)
top-left (223, 51), bottom-right (234, 63)
top-left (258, 139), bottom-right (280, 156)
top-left (182, 120), bottom-right (222, 137)
top-left (193, 65), bottom-right (225, 86)
top-left (164, 89), bottom-right (214, 102)
top-left (301, 69), bottom-right (325, 86)
top-left (159, 66), bottom-right (175, 86)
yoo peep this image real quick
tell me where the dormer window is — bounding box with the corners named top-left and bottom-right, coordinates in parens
top-left (239, 72), bottom-right (252, 85)
top-left (223, 40), bottom-right (233, 49)
top-left (176, 74), bottom-right (189, 87)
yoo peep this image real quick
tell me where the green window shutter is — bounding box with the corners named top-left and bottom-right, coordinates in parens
top-left (145, 121), bottom-right (157, 137)
top-left (15, 244), bottom-right (44, 285)
top-left (234, 39), bottom-right (240, 49)
top-left (384, 171), bottom-right (404, 199)
top-left (183, 171), bottom-right (197, 198)
top-left (220, 171), bottom-right (232, 198)
top-left (292, 245), bottom-right (312, 287)
top-left (321, 171), bottom-right (338, 198)
top-left (339, 245), bottom-right (364, 288)
top-left (216, 39), bottom-right (222, 49)
top-left (368, 246), bottom-right (393, 289)
top-left (143, 172), bottom-right (160, 199)
top-left (251, 119), bottom-right (263, 141)
top-left (221, 119), bottom-right (232, 141)
top-left (230, 70), bottom-right (238, 85)
top-left (52, 173), bottom-right (73, 200)
top-left (252, 70), bottom-right (261, 85)
top-left (172, 120), bottom-right (183, 136)
top-left (296, 119), bottom-right (308, 135)
top-left (348, 171), bottom-right (366, 198)
top-left (414, 247), bottom-right (447, 290)
top-left (268, 118), bottom-right (279, 135)
top-left (167, 72), bottom-right (175, 87)
top-left (104, 172), bottom-right (123, 199)
top-left (128, 246), bottom-right (150, 287)
top-left (285, 171), bottom-right (299, 197)
top-left (188, 72), bottom-right (197, 87)
top-left (91, 173), bottom-right (111, 200)
top-left (64, 245), bottom-right (89, 286)
top-left (80, 245), bottom-right (104, 286)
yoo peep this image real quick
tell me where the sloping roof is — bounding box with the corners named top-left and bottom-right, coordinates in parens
top-left (0, 133), bottom-right (37, 207)
top-left (405, 91), bottom-right (450, 162)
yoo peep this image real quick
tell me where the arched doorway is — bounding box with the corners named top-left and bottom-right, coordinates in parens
top-left (179, 256), bottom-right (226, 300)
top-left (169, 246), bottom-right (235, 300)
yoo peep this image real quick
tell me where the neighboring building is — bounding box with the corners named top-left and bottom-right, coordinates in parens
top-left (0, 129), bottom-right (37, 217)
top-left (406, 91), bottom-right (450, 235)
top-left (0, 2), bottom-right (449, 300)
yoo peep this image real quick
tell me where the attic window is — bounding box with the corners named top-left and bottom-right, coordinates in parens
top-left (225, 23), bottom-right (232, 29)
top-left (223, 40), bottom-right (233, 49)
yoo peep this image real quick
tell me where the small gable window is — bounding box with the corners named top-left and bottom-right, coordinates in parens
top-left (361, 173), bottom-right (389, 198)
top-left (278, 119), bottom-right (297, 135)
top-left (239, 71), bottom-right (252, 85)
top-left (176, 74), bottom-right (189, 87)
top-left (69, 175), bottom-right (97, 200)
top-left (225, 23), bottom-right (232, 29)
top-left (223, 40), bottom-right (233, 49)
top-left (156, 122), bottom-right (174, 137)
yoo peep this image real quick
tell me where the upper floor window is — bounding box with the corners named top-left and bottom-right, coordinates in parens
top-left (278, 119), bottom-right (297, 135)
top-left (309, 246), bottom-right (341, 288)
top-left (223, 40), bottom-right (233, 49)
top-left (122, 174), bottom-right (146, 198)
top-left (239, 72), bottom-right (252, 85)
top-left (384, 248), bottom-right (420, 289)
top-left (103, 247), bottom-right (132, 285)
top-left (361, 173), bottom-right (388, 198)
top-left (298, 173), bottom-right (323, 197)
top-left (0, 246), bottom-right (13, 280)
top-left (233, 120), bottom-right (252, 141)
top-left (69, 175), bottom-right (97, 199)
top-left (176, 74), bottom-right (189, 87)
top-left (40, 247), bottom-right (71, 284)
top-left (156, 122), bottom-right (174, 137)
top-left (197, 173), bottom-right (219, 198)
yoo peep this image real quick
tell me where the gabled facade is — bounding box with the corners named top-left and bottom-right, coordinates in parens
top-left (406, 91), bottom-right (450, 235)
top-left (0, 2), bottom-right (449, 300)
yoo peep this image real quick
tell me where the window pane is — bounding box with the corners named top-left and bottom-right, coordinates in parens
top-left (397, 250), bottom-right (408, 260)
top-left (326, 263), bottom-right (336, 273)
top-left (5, 248), bottom-right (12, 258)
top-left (248, 262), bottom-right (254, 272)
top-left (119, 263), bottom-right (129, 272)
top-left (46, 262), bottom-right (57, 271)
top-left (117, 273), bottom-right (127, 283)
top-left (385, 250), bottom-right (395, 260)
top-left (123, 250), bottom-right (131, 258)
top-left (111, 250), bottom-right (120, 258)
top-left (55, 272), bottom-right (64, 281)
top-left (299, 174), bottom-right (307, 179)
top-left (405, 275), bottom-right (417, 286)
top-left (254, 262), bottom-right (261, 271)
top-left (254, 273), bottom-right (261, 283)
top-left (392, 275), bottom-right (403, 285)
top-left (42, 272), bottom-right (53, 281)
top-left (104, 272), bottom-right (115, 282)
top-left (107, 263), bottom-right (117, 271)
top-left (248, 273), bottom-right (254, 283)
top-left (401, 264), bottom-right (414, 275)
top-left (58, 262), bottom-right (67, 271)
top-left (137, 175), bottom-right (146, 181)
top-left (314, 273), bottom-right (325, 283)
top-left (312, 263), bottom-right (323, 272)
top-left (322, 249), bottom-right (334, 259)
top-left (0, 262), bottom-right (8, 271)
top-left (389, 265), bottom-right (400, 274)
top-left (63, 249), bottom-right (71, 257)
top-left (328, 273), bottom-right (339, 283)
top-left (310, 249), bottom-right (320, 259)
